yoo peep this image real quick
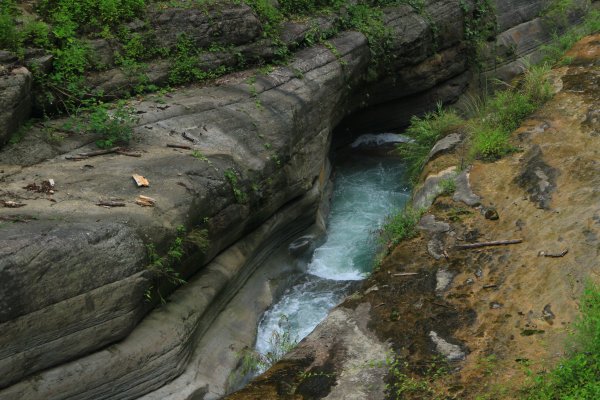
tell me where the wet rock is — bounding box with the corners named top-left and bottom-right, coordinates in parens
top-left (453, 168), bottom-right (481, 207)
top-left (429, 331), bottom-right (465, 361)
top-left (425, 132), bottom-right (463, 163)
top-left (0, 67), bottom-right (32, 147)
top-left (483, 207), bottom-right (499, 220)
top-left (289, 235), bottom-right (317, 258)
top-left (513, 145), bottom-right (559, 209)
top-left (418, 214), bottom-right (450, 234)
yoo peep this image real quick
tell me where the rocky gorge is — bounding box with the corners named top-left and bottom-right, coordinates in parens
top-left (0, 0), bottom-right (597, 399)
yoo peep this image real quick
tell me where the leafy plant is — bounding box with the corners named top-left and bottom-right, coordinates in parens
top-left (397, 103), bottom-right (463, 183)
top-left (87, 101), bottom-right (137, 148)
top-left (379, 206), bottom-right (423, 252)
top-left (385, 356), bottom-right (448, 399)
top-left (224, 168), bottom-right (248, 204)
top-left (439, 177), bottom-right (456, 196)
top-left (144, 225), bottom-right (188, 304)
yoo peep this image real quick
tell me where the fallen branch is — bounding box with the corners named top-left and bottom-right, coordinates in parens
top-left (393, 272), bottom-right (419, 276)
top-left (455, 239), bottom-right (522, 250)
top-left (430, 301), bottom-right (453, 309)
top-left (97, 201), bottom-right (126, 207)
top-left (116, 149), bottom-right (142, 157)
top-left (1, 200), bottom-right (26, 208)
top-left (79, 147), bottom-right (121, 157)
top-left (483, 284), bottom-right (498, 289)
top-left (167, 144), bottom-right (191, 150)
top-left (0, 215), bottom-right (35, 222)
top-left (65, 155), bottom-right (89, 160)
top-left (538, 249), bottom-right (568, 258)
top-left (182, 132), bottom-right (196, 143)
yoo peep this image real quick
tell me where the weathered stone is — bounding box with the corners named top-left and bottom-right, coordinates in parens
top-left (425, 132), bottom-right (463, 164)
top-left (429, 331), bottom-right (465, 361)
top-left (413, 166), bottom-right (458, 209)
top-left (453, 168), bottom-right (481, 207)
top-left (418, 214), bottom-right (451, 234)
top-left (145, 4), bottom-right (262, 51)
top-left (0, 67), bottom-right (32, 147)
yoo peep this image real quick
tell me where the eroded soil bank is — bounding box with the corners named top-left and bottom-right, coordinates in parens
top-left (227, 33), bottom-right (600, 400)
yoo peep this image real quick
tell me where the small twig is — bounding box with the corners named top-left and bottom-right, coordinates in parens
top-left (430, 301), bottom-right (453, 309)
top-left (78, 147), bottom-right (121, 157)
top-left (375, 303), bottom-right (386, 308)
top-left (455, 239), bottom-right (523, 250)
top-left (96, 201), bottom-right (126, 207)
top-left (538, 249), bottom-right (568, 258)
top-left (116, 149), bottom-right (142, 157)
top-left (393, 272), bottom-right (419, 276)
top-left (66, 155), bottom-right (89, 161)
top-left (483, 284), bottom-right (498, 289)
top-left (182, 132), bottom-right (196, 143)
top-left (167, 144), bottom-right (191, 150)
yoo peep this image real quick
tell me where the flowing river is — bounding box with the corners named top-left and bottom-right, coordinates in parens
top-left (255, 148), bottom-right (410, 361)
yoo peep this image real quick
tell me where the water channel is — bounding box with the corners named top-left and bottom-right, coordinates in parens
top-left (255, 140), bottom-right (411, 363)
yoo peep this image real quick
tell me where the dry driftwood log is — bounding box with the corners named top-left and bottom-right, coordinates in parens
top-left (455, 239), bottom-right (523, 250)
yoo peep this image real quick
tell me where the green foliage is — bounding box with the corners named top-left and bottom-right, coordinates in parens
top-left (169, 34), bottom-right (229, 85)
top-left (461, 0), bottom-right (496, 69)
top-left (243, 0), bottom-right (283, 36)
top-left (524, 284), bottom-right (600, 399)
top-left (385, 356), bottom-right (448, 399)
top-left (224, 168), bottom-right (248, 204)
top-left (0, 0), bottom-right (19, 52)
top-left (469, 63), bottom-right (552, 160)
top-left (277, 0), bottom-right (342, 16)
top-left (86, 101), bottom-right (137, 148)
top-left (488, 90), bottom-right (537, 132)
top-left (469, 124), bottom-right (512, 161)
top-left (439, 177), bottom-right (456, 196)
top-left (37, 0), bottom-right (146, 33)
top-left (145, 225), bottom-right (187, 304)
top-left (397, 103), bottom-right (463, 183)
top-left (379, 206), bottom-right (423, 251)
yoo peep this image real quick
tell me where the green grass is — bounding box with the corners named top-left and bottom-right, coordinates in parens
top-left (379, 206), bottom-right (423, 252)
top-left (523, 284), bottom-right (600, 399)
top-left (397, 103), bottom-right (463, 183)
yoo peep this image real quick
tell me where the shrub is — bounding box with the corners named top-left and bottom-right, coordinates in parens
top-left (37, 0), bottom-right (146, 33)
top-left (0, 1), bottom-right (19, 52)
top-left (469, 124), bottom-right (512, 161)
top-left (397, 103), bottom-right (463, 182)
top-left (379, 206), bottom-right (423, 250)
top-left (487, 90), bottom-right (536, 133)
top-left (521, 63), bottom-right (553, 106)
top-left (87, 101), bottom-right (137, 148)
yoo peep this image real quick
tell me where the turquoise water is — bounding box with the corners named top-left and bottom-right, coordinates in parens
top-left (255, 154), bottom-right (410, 357)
